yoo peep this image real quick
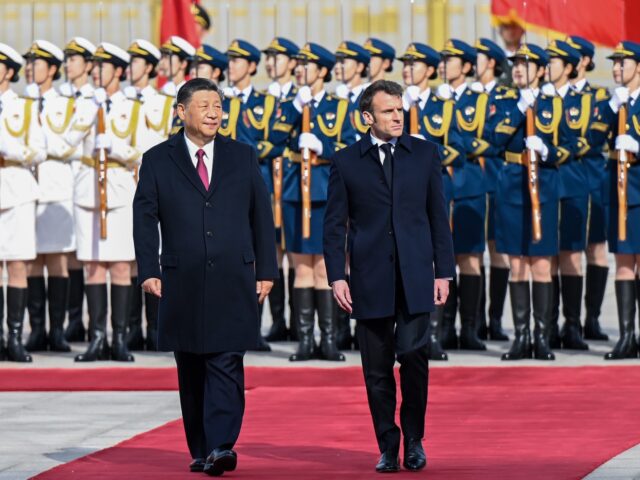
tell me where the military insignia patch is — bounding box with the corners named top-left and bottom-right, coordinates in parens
top-left (432, 114), bottom-right (443, 124)
top-left (326, 112), bottom-right (336, 121)
top-left (222, 112), bottom-right (229, 120)
top-left (489, 104), bottom-right (496, 116)
top-left (542, 110), bottom-right (552, 119)
top-left (569, 107), bottom-right (579, 117)
top-left (464, 106), bottom-right (475, 116)
top-left (253, 105), bottom-right (264, 116)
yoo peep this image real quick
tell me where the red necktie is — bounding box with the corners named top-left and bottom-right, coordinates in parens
top-left (196, 148), bottom-right (209, 190)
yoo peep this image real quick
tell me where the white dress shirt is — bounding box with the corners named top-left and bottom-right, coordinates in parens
top-left (573, 78), bottom-right (587, 93)
top-left (484, 79), bottom-right (497, 94)
top-left (184, 132), bottom-right (214, 182)
top-left (234, 85), bottom-right (253, 104)
top-left (369, 130), bottom-right (398, 165)
top-left (453, 83), bottom-right (467, 101)
top-left (418, 88), bottom-right (432, 110)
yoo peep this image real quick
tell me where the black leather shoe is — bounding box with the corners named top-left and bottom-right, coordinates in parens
top-left (403, 439), bottom-right (427, 471)
top-left (204, 449), bottom-right (237, 476)
top-left (375, 450), bottom-right (400, 473)
top-left (189, 458), bottom-right (205, 472)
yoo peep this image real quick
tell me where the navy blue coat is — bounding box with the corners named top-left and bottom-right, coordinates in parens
top-left (133, 130), bottom-right (279, 354)
top-left (323, 132), bottom-right (456, 319)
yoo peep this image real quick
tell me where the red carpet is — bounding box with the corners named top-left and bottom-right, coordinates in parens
top-left (31, 366), bottom-right (640, 479)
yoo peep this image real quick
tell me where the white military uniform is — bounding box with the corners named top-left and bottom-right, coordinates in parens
top-left (35, 87), bottom-right (79, 253)
top-left (59, 82), bottom-right (95, 177)
top-left (130, 85), bottom-right (173, 151)
top-left (68, 89), bottom-right (146, 262)
top-left (0, 88), bottom-right (46, 260)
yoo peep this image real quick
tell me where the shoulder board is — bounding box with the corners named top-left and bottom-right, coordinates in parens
top-left (253, 90), bottom-right (267, 98)
top-left (595, 87), bottom-right (610, 102)
top-left (495, 90), bottom-right (518, 100)
top-left (325, 94), bottom-right (335, 101)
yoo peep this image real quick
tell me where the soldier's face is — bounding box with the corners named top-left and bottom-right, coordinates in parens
top-left (196, 63), bottom-right (214, 80)
top-left (229, 57), bottom-right (253, 83)
top-left (129, 57), bottom-right (150, 85)
top-left (0, 63), bottom-right (11, 84)
top-left (158, 53), bottom-right (182, 77)
top-left (335, 58), bottom-right (359, 83)
top-left (512, 59), bottom-right (540, 88)
top-left (443, 56), bottom-right (464, 83)
top-left (547, 58), bottom-right (569, 84)
top-left (92, 61), bottom-right (116, 88)
top-left (613, 58), bottom-right (639, 86)
top-left (476, 53), bottom-right (490, 79)
top-left (364, 91), bottom-right (404, 139)
top-left (369, 56), bottom-right (383, 79)
top-left (294, 62), bottom-right (321, 86)
top-left (265, 53), bottom-right (292, 79)
top-left (178, 90), bottom-right (222, 140)
top-left (402, 61), bottom-right (428, 86)
top-left (29, 58), bottom-right (54, 85)
top-left (65, 54), bottom-right (89, 82)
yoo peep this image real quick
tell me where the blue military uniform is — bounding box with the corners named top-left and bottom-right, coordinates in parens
top-left (277, 43), bottom-right (357, 254)
top-left (398, 43), bottom-right (465, 217)
top-left (335, 41), bottom-right (371, 138)
top-left (262, 37), bottom-right (300, 102)
top-left (192, 43), bottom-right (228, 82)
top-left (363, 38), bottom-right (396, 72)
top-left (491, 45), bottom-right (576, 257)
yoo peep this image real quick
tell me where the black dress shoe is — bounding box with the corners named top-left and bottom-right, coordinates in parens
top-left (375, 450), bottom-right (400, 473)
top-left (189, 458), bottom-right (205, 472)
top-left (204, 449), bottom-right (237, 476)
top-left (403, 439), bottom-right (427, 471)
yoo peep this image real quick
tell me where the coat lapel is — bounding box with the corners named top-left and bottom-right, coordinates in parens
top-left (168, 129), bottom-right (208, 197)
top-left (206, 134), bottom-right (229, 198)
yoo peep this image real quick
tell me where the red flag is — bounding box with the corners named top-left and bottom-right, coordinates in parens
top-left (491, 0), bottom-right (640, 48)
top-left (160, 0), bottom-right (200, 48)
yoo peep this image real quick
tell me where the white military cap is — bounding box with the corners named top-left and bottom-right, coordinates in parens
top-left (160, 35), bottom-right (196, 58)
top-left (93, 42), bottom-right (131, 69)
top-left (128, 39), bottom-right (161, 63)
top-left (64, 37), bottom-right (97, 58)
top-left (0, 43), bottom-right (24, 82)
top-left (24, 39), bottom-right (64, 64)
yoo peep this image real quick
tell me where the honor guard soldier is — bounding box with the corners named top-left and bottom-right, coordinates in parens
top-left (398, 42), bottom-right (464, 360)
top-left (191, 44), bottom-right (227, 84)
top-left (70, 42), bottom-right (147, 362)
top-left (0, 43), bottom-right (47, 362)
top-left (472, 38), bottom-right (511, 342)
top-left (60, 37), bottom-right (96, 344)
top-left (363, 38), bottom-right (395, 83)
top-left (544, 40), bottom-right (591, 351)
top-left (591, 41), bottom-right (640, 359)
top-left (566, 35), bottom-right (611, 342)
top-left (158, 36), bottom-right (196, 135)
top-left (333, 40), bottom-right (372, 349)
top-left (439, 39), bottom-right (488, 352)
top-left (262, 37), bottom-right (300, 343)
top-left (22, 40), bottom-right (76, 354)
top-left (123, 39), bottom-right (166, 352)
top-left (219, 39), bottom-right (280, 351)
top-left (277, 43), bottom-right (356, 361)
top-left (191, 3), bottom-right (211, 42)
top-left (491, 43), bottom-right (574, 361)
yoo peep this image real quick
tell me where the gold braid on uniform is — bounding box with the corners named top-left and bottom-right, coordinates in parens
top-left (111, 100), bottom-right (142, 146)
top-left (318, 98), bottom-right (349, 144)
top-left (535, 96), bottom-right (562, 146)
top-left (246, 95), bottom-right (276, 139)
top-left (5, 98), bottom-right (34, 146)
top-left (146, 95), bottom-right (174, 137)
top-left (352, 110), bottom-right (369, 134)
top-left (218, 97), bottom-right (241, 139)
top-left (457, 93), bottom-right (490, 157)
top-left (45, 97), bottom-right (75, 134)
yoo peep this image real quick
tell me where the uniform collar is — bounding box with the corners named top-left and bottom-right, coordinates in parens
top-left (350, 83), bottom-right (368, 102)
top-left (280, 81), bottom-right (294, 98)
top-left (419, 87), bottom-right (431, 106)
top-left (0, 88), bottom-right (17, 103)
top-left (573, 78), bottom-right (587, 92)
top-left (313, 89), bottom-right (326, 105)
top-left (453, 82), bottom-right (467, 99)
top-left (484, 79), bottom-right (497, 93)
top-left (234, 84), bottom-right (253, 101)
top-left (41, 87), bottom-right (58, 101)
top-left (631, 87), bottom-right (640, 104)
top-left (556, 82), bottom-right (571, 98)
top-left (140, 85), bottom-right (156, 102)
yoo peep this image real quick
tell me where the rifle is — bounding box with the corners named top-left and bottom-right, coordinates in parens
top-left (270, 1), bottom-right (283, 228)
top-left (617, 103), bottom-right (629, 241)
top-left (301, 2), bottom-right (312, 239)
top-left (97, 2), bottom-right (107, 239)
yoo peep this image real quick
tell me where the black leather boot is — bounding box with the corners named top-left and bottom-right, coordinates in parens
top-left (6, 287), bottom-right (32, 362)
top-left (64, 268), bottom-right (86, 342)
top-left (251, 301), bottom-right (271, 351)
top-left (75, 284), bottom-right (110, 362)
top-left (583, 265), bottom-right (609, 340)
top-left (0, 287), bottom-right (5, 360)
top-left (289, 288), bottom-right (315, 361)
top-left (144, 292), bottom-right (159, 351)
top-left (549, 275), bottom-right (561, 349)
top-left (477, 266), bottom-right (488, 340)
top-left (316, 290), bottom-right (345, 361)
top-left (287, 269), bottom-right (298, 341)
top-left (47, 277), bottom-right (71, 352)
top-left (25, 276), bottom-right (47, 351)
top-left (502, 282), bottom-right (532, 361)
top-left (532, 281), bottom-right (555, 360)
top-left (126, 277), bottom-right (145, 350)
top-left (438, 278), bottom-right (458, 349)
top-left (605, 280), bottom-right (638, 360)
top-left (265, 270), bottom-right (288, 341)
top-left (560, 275), bottom-right (589, 350)
top-left (459, 274), bottom-right (486, 350)
top-left (110, 284), bottom-right (135, 362)
top-left (488, 266), bottom-right (510, 340)
top-left (427, 306), bottom-right (448, 361)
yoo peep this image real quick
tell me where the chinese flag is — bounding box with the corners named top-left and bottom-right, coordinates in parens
top-left (491, 0), bottom-right (640, 47)
top-left (160, 0), bottom-right (200, 48)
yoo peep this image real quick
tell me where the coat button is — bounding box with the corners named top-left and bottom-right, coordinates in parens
top-left (205, 202), bottom-right (212, 208)
top-left (388, 230), bottom-right (393, 235)
top-left (207, 259), bottom-right (214, 267)
top-left (206, 231), bottom-right (213, 237)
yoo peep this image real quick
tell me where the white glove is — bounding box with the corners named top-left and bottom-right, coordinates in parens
top-left (517, 88), bottom-right (536, 114)
top-left (541, 82), bottom-right (556, 97)
top-left (161, 81), bottom-right (177, 97)
top-left (609, 86), bottom-right (630, 114)
top-left (436, 83), bottom-right (454, 101)
top-left (470, 81), bottom-right (484, 94)
top-left (298, 132), bottom-right (323, 156)
top-left (24, 83), bottom-right (40, 99)
top-left (267, 81), bottom-right (282, 99)
top-left (526, 135), bottom-right (549, 162)
top-left (293, 85), bottom-right (313, 112)
top-left (402, 85), bottom-right (421, 110)
top-left (93, 87), bottom-right (107, 106)
top-left (615, 134), bottom-right (640, 154)
top-left (335, 83), bottom-right (350, 100)
top-left (222, 86), bottom-right (236, 99)
top-left (94, 133), bottom-right (112, 152)
top-left (58, 82), bottom-right (73, 98)
top-left (411, 133), bottom-right (426, 140)
top-left (123, 86), bottom-right (138, 101)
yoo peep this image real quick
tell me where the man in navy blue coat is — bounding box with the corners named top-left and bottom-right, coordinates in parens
top-left (133, 78), bottom-right (278, 476)
top-left (324, 80), bottom-right (455, 473)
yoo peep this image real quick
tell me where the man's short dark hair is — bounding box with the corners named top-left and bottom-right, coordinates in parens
top-left (176, 77), bottom-right (223, 106)
top-left (359, 80), bottom-right (403, 114)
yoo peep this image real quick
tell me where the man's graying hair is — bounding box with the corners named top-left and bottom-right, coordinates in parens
top-left (359, 80), bottom-right (404, 114)
top-left (176, 78), bottom-right (224, 106)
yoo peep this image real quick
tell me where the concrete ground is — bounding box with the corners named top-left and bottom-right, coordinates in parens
top-left (1, 265), bottom-right (639, 478)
